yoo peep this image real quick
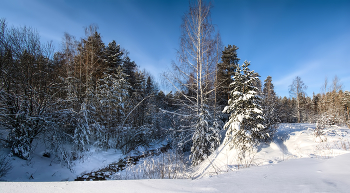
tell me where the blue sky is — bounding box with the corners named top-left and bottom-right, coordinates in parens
top-left (1, 0), bottom-right (349, 97)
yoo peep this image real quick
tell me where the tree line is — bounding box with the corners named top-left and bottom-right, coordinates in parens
top-left (0, 19), bottom-right (175, 167)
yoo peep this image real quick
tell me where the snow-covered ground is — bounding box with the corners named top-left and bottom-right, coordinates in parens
top-left (193, 123), bottom-right (350, 178)
top-left (0, 140), bottom-right (167, 182)
top-left (1, 146), bottom-right (124, 182)
top-left (1, 123), bottom-right (350, 192)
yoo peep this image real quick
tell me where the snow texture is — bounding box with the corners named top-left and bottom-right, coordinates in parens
top-left (1, 124), bottom-right (350, 193)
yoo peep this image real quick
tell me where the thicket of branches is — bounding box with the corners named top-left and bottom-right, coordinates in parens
top-left (0, 19), bottom-right (172, 166)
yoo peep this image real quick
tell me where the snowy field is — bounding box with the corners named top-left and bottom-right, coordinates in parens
top-left (1, 123), bottom-right (350, 192)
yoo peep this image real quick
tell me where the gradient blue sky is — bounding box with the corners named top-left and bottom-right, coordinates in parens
top-left (1, 0), bottom-right (349, 97)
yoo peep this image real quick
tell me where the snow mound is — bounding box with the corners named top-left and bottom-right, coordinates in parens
top-left (192, 123), bottom-right (350, 179)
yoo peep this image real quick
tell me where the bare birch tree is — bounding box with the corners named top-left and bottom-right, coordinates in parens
top-left (164, 0), bottom-right (221, 165)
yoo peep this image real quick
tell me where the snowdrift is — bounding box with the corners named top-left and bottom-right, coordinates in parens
top-left (192, 123), bottom-right (350, 178)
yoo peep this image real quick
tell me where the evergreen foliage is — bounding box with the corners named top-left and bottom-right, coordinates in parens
top-left (190, 108), bottom-right (221, 166)
top-left (262, 76), bottom-right (280, 131)
top-left (223, 61), bottom-right (270, 156)
top-left (1, 13), bottom-right (349, 175)
top-left (103, 40), bottom-right (123, 69)
top-left (0, 20), bottom-right (170, 163)
top-left (216, 45), bottom-right (240, 108)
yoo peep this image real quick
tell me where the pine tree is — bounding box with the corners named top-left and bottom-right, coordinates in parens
top-left (223, 61), bottom-right (269, 156)
top-left (216, 45), bottom-right (240, 108)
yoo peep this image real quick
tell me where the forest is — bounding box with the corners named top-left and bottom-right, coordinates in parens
top-left (0, 0), bottom-right (349, 179)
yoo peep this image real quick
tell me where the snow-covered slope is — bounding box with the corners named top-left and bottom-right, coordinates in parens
top-left (192, 123), bottom-right (350, 178)
top-left (1, 123), bottom-right (350, 192)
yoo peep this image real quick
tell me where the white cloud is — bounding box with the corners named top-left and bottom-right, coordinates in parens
top-left (274, 60), bottom-right (319, 86)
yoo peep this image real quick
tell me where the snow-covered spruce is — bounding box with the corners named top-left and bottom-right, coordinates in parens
top-left (223, 61), bottom-right (272, 155)
top-left (262, 76), bottom-right (280, 131)
top-left (95, 67), bottom-right (129, 149)
top-left (190, 108), bottom-right (221, 166)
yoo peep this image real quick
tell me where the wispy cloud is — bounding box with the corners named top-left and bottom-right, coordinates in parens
top-left (274, 60), bottom-right (319, 86)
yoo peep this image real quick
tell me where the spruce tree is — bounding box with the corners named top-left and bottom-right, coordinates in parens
top-left (190, 108), bottom-right (221, 166)
top-left (95, 67), bottom-right (129, 149)
top-left (262, 76), bottom-right (279, 132)
top-left (223, 61), bottom-right (269, 155)
top-left (104, 40), bottom-right (123, 69)
top-left (73, 103), bottom-right (90, 153)
top-left (279, 97), bottom-right (289, 123)
top-left (144, 76), bottom-right (159, 126)
top-left (122, 56), bottom-right (137, 96)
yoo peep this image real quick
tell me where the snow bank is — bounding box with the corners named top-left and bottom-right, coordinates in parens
top-left (192, 123), bottom-right (350, 178)
top-left (1, 153), bottom-right (350, 193)
top-left (1, 123), bottom-right (350, 192)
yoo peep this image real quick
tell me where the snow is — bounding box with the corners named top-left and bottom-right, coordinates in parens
top-left (0, 141), bottom-right (169, 182)
top-left (243, 93), bottom-right (254, 100)
top-left (252, 108), bottom-right (262, 114)
top-left (236, 115), bottom-right (244, 122)
top-left (1, 153), bottom-right (350, 193)
top-left (1, 146), bottom-right (123, 182)
top-left (1, 123), bottom-right (350, 192)
top-left (193, 123), bottom-right (350, 178)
